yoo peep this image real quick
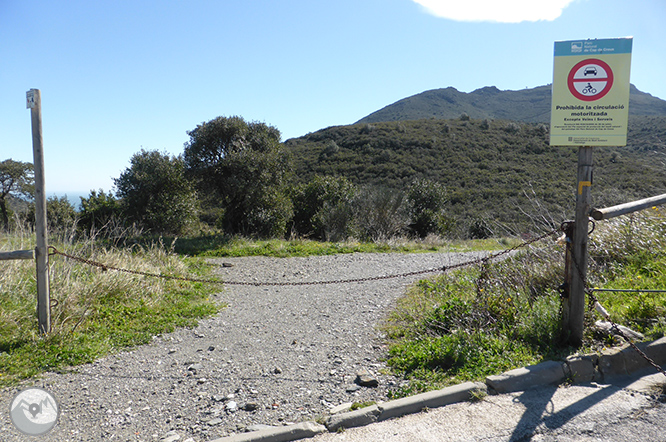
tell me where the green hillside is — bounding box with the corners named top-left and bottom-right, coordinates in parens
top-left (285, 116), bottom-right (666, 233)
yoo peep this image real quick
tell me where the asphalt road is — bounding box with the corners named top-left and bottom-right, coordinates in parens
top-left (311, 370), bottom-right (666, 442)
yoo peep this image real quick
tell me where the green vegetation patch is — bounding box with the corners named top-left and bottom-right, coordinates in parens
top-left (384, 210), bottom-right (666, 397)
top-left (0, 233), bottom-right (221, 388)
top-left (174, 235), bottom-right (520, 258)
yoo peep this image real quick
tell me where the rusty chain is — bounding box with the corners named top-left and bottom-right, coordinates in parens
top-left (564, 227), bottom-right (666, 378)
top-left (48, 228), bottom-right (557, 288)
top-left (50, 227), bottom-right (665, 375)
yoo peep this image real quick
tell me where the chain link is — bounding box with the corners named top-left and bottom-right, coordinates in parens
top-left (48, 229), bottom-right (557, 288)
top-left (48, 224), bottom-right (666, 377)
top-left (564, 228), bottom-right (666, 378)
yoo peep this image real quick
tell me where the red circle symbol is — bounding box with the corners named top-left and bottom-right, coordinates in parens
top-left (567, 58), bottom-right (614, 101)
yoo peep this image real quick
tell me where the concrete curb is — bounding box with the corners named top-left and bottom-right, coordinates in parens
top-left (208, 421), bottom-right (327, 442)
top-left (209, 337), bottom-right (666, 442)
top-left (377, 381), bottom-right (486, 421)
top-left (486, 360), bottom-right (567, 393)
top-left (325, 404), bottom-right (380, 432)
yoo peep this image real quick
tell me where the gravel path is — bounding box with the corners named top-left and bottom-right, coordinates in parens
top-left (1, 251), bottom-right (486, 442)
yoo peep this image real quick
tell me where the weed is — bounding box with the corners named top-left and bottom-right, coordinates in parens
top-left (350, 401), bottom-right (376, 411)
top-left (384, 210), bottom-right (666, 395)
top-left (469, 389), bottom-right (488, 402)
top-left (0, 229), bottom-right (221, 387)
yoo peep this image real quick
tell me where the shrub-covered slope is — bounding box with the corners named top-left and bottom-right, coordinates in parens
top-left (285, 116), bottom-right (666, 233)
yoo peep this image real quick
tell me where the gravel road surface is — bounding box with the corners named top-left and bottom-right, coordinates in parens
top-left (1, 251), bottom-right (485, 442)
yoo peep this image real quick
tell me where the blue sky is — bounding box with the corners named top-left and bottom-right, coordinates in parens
top-left (2, 0), bottom-right (665, 196)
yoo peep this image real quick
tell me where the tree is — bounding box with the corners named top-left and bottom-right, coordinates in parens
top-left (79, 189), bottom-right (122, 232)
top-left (114, 150), bottom-right (198, 235)
top-left (291, 175), bottom-right (356, 241)
top-left (0, 159), bottom-right (34, 230)
top-left (46, 195), bottom-right (77, 231)
top-left (183, 116), bottom-right (293, 237)
top-left (407, 178), bottom-right (451, 238)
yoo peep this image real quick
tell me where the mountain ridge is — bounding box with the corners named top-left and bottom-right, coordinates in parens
top-left (355, 84), bottom-right (666, 125)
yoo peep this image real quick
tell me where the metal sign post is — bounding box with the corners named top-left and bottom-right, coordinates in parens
top-left (28, 88), bottom-right (51, 334)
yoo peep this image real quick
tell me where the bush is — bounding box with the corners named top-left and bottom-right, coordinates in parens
top-left (115, 150), bottom-right (198, 235)
top-left (291, 175), bottom-right (356, 241)
top-left (354, 187), bottom-right (410, 241)
top-left (79, 190), bottom-right (122, 232)
top-left (407, 178), bottom-right (451, 238)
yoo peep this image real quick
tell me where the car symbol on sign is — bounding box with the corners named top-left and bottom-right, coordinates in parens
top-left (584, 67), bottom-right (597, 76)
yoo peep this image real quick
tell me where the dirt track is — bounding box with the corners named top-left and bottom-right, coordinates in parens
top-left (1, 251), bottom-right (486, 442)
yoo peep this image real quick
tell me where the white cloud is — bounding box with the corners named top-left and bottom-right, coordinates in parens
top-left (411, 0), bottom-right (577, 23)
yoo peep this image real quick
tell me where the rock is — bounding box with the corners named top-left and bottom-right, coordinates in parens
top-left (208, 418), bottom-right (223, 426)
top-left (273, 366), bottom-right (283, 374)
top-left (243, 402), bottom-right (259, 411)
top-left (330, 402), bottom-right (353, 414)
top-left (188, 363), bottom-right (204, 371)
top-left (346, 384), bottom-right (361, 393)
top-left (161, 430), bottom-right (180, 442)
top-left (212, 394), bottom-right (225, 402)
top-left (355, 369), bottom-right (379, 387)
top-left (595, 321), bottom-right (645, 341)
top-left (226, 401), bottom-right (238, 412)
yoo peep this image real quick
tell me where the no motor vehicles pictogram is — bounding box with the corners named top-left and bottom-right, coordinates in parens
top-left (567, 58), bottom-right (614, 101)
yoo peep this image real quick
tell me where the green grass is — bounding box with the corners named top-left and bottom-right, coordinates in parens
top-left (0, 225), bottom-right (516, 388)
top-left (383, 210), bottom-right (666, 397)
top-left (166, 234), bottom-right (521, 258)
top-left (0, 229), bottom-right (221, 388)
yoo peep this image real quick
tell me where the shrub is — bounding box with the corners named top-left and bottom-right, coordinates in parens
top-left (115, 150), bottom-right (198, 235)
top-left (407, 178), bottom-right (451, 238)
top-left (79, 190), bottom-right (122, 232)
top-left (291, 175), bottom-right (356, 240)
top-left (354, 187), bottom-right (410, 241)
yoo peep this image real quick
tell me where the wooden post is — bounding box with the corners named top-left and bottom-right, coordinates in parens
top-left (566, 145), bottom-right (593, 346)
top-left (28, 88), bottom-right (50, 334)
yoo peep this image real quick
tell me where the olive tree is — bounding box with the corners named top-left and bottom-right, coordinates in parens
top-left (0, 159), bottom-right (34, 230)
top-left (183, 116), bottom-right (293, 237)
top-left (114, 150), bottom-right (198, 235)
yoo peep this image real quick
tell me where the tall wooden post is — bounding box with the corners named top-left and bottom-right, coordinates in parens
top-left (566, 146), bottom-right (593, 346)
top-left (28, 89), bottom-right (50, 334)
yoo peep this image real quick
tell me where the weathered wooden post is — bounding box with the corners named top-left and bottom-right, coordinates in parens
top-left (566, 146), bottom-right (593, 346)
top-left (27, 88), bottom-right (51, 334)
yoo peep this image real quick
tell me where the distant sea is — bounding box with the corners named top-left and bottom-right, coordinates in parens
top-left (50, 193), bottom-right (88, 211)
